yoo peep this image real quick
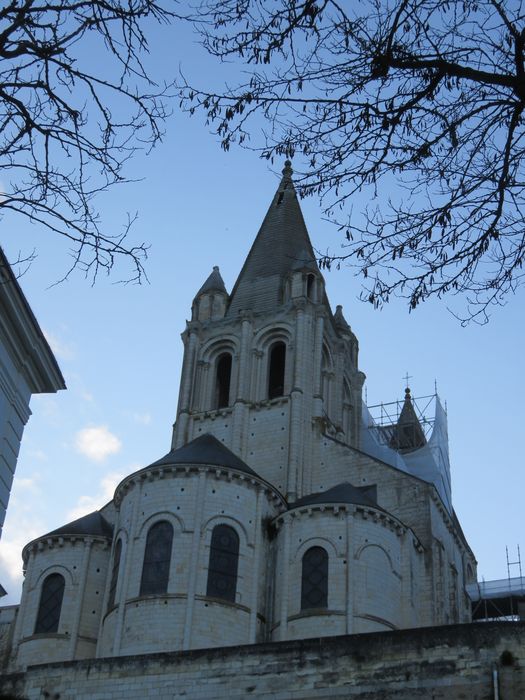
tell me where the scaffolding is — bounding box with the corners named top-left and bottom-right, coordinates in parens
top-left (366, 393), bottom-right (437, 447)
top-left (468, 546), bottom-right (525, 621)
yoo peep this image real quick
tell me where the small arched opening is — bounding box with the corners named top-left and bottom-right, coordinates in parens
top-left (206, 524), bottom-right (240, 602)
top-left (268, 341), bottom-right (286, 399)
top-left (107, 538), bottom-right (122, 611)
top-left (301, 546), bottom-right (328, 610)
top-left (35, 573), bottom-right (65, 634)
top-left (140, 520), bottom-right (174, 596)
top-left (215, 352), bottom-right (232, 409)
top-left (306, 273), bottom-right (316, 301)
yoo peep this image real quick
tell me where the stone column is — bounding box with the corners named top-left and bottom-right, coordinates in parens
top-left (182, 470), bottom-right (207, 650)
top-left (312, 313), bottom-right (325, 418)
top-left (278, 516), bottom-right (291, 641)
top-left (287, 304), bottom-right (306, 501)
top-left (172, 325), bottom-right (199, 448)
top-left (113, 482), bottom-right (142, 655)
top-left (346, 513), bottom-right (354, 634)
top-left (233, 313), bottom-right (252, 455)
top-left (248, 489), bottom-right (263, 643)
top-left (69, 539), bottom-right (93, 659)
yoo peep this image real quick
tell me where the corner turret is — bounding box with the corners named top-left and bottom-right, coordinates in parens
top-left (192, 266), bottom-right (229, 321)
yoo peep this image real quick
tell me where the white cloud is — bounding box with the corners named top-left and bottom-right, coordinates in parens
top-left (0, 524), bottom-right (40, 602)
top-left (39, 396), bottom-right (61, 425)
top-left (43, 329), bottom-right (75, 361)
top-left (75, 425), bottom-right (122, 463)
top-left (14, 475), bottom-right (41, 491)
top-left (133, 412), bottom-right (151, 425)
top-left (66, 470), bottom-right (128, 521)
top-left (0, 478), bottom-right (45, 603)
top-left (26, 449), bottom-right (48, 462)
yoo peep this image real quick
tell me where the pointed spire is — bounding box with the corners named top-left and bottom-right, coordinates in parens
top-left (390, 387), bottom-right (427, 452)
top-left (227, 161), bottom-right (321, 317)
top-left (195, 266), bottom-right (227, 298)
top-left (334, 305), bottom-right (350, 332)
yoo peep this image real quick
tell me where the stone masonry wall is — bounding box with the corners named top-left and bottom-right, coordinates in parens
top-left (1, 622), bottom-right (523, 699)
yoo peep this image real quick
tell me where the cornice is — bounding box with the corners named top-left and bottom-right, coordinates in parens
top-left (114, 462), bottom-right (287, 510)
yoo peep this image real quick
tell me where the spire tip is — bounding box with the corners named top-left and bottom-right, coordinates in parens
top-left (282, 160), bottom-right (293, 179)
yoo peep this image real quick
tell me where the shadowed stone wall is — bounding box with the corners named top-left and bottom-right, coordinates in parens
top-left (1, 622), bottom-right (523, 699)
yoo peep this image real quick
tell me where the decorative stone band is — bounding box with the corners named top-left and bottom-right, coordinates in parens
top-left (113, 463), bottom-right (287, 510)
top-left (22, 533), bottom-right (111, 568)
top-left (272, 502), bottom-right (423, 550)
top-left (192, 406), bottom-right (234, 421)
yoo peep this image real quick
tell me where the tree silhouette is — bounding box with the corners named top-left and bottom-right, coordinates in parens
top-left (181, 0), bottom-right (525, 320)
top-left (0, 0), bottom-right (177, 283)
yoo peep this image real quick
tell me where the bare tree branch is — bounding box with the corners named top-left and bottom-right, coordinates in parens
top-left (179, 0), bottom-right (525, 321)
top-left (0, 0), bottom-right (180, 283)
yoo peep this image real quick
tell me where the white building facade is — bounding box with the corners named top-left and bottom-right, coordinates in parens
top-left (2, 163), bottom-right (476, 673)
top-left (0, 249), bottom-right (65, 540)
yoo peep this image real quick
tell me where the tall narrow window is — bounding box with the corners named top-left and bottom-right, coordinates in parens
top-left (215, 353), bottom-right (232, 409)
top-left (343, 380), bottom-right (352, 440)
top-left (140, 521), bottom-right (173, 596)
top-left (306, 273), bottom-right (316, 300)
top-left (301, 546), bottom-right (328, 610)
top-left (206, 524), bottom-right (239, 602)
top-left (268, 341), bottom-right (286, 399)
top-left (35, 573), bottom-right (65, 634)
top-left (107, 538), bottom-right (122, 611)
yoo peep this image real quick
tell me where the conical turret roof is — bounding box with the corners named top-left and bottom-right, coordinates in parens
top-left (390, 388), bottom-right (427, 452)
top-left (334, 305), bottom-right (350, 332)
top-left (195, 266), bottom-right (227, 298)
top-left (227, 161), bottom-right (320, 317)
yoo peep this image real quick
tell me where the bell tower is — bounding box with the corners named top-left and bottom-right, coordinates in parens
top-left (172, 162), bottom-right (365, 500)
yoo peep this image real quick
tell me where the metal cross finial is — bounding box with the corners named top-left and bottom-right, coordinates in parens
top-left (403, 372), bottom-right (412, 389)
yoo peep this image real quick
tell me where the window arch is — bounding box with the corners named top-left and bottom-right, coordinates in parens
top-left (35, 573), bottom-right (65, 634)
top-left (140, 521), bottom-right (173, 596)
top-left (306, 273), bottom-right (316, 300)
top-left (268, 341), bottom-right (286, 399)
top-left (215, 352), bottom-right (232, 409)
top-left (206, 524), bottom-right (239, 602)
top-left (107, 538), bottom-right (122, 611)
top-left (301, 546), bottom-right (328, 610)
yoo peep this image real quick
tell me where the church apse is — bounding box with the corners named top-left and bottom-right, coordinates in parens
top-left (2, 163), bottom-right (477, 673)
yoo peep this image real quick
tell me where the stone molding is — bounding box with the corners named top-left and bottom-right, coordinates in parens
top-left (113, 462), bottom-right (286, 509)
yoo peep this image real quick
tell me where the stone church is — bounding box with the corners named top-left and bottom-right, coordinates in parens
top-left (3, 163), bottom-right (520, 700)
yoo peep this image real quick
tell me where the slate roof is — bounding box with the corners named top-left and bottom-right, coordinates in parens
top-left (390, 388), bottom-right (427, 452)
top-left (147, 433), bottom-right (260, 478)
top-left (195, 266), bottom-right (228, 298)
top-left (227, 161), bottom-right (321, 317)
top-left (44, 511), bottom-right (113, 539)
top-left (290, 482), bottom-right (378, 509)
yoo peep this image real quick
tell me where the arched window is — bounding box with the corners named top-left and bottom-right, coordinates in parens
top-left (35, 573), bottom-right (65, 634)
top-left (306, 273), bottom-right (316, 300)
top-left (107, 538), bottom-right (122, 611)
top-left (215, 352), bottom-right (232, 409)
top-left (301, 546), bottom-right (328, 610)
top-left (206, 524), bottom-right (239, 602)
top-left (268, 341), bottom-right (286, 399)
top-left (140, 521), bottom-right (173, 596)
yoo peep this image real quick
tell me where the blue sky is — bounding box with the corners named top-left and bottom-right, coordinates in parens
top-left (0, 15), bottom-right (523, 603)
